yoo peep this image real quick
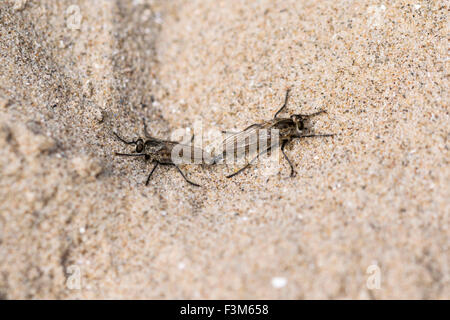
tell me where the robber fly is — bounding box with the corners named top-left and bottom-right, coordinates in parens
top-left (114, 119), bottom-right (212, 187)
top-left (213, 89), bottom-right (334, 178)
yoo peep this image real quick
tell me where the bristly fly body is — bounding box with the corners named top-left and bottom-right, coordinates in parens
top-left (213, 89), bottom-right (335, 178)
top-left (114, 119), bottom-right (212, 187)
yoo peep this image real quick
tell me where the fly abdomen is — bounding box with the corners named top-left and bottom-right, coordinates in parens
top-left (170, 143), bottom-right (213, 165)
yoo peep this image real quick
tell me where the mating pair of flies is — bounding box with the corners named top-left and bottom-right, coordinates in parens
top-left (114, 89), bottom-right (334, 187)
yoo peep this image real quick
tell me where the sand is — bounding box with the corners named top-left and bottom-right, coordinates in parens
top-left (0, 0), bottom-right (448, 299)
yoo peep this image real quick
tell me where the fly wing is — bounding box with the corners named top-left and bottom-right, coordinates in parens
top-left (213, 122), bottom-right (279, 163)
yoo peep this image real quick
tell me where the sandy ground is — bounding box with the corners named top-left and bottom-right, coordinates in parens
top-left (0, 0), bottom-right (448, 299)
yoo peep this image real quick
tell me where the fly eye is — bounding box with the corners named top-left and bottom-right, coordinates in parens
top-left (291, 115), bottom-right (301, 122)
top-left (136, 139), bottom-right (144, 153)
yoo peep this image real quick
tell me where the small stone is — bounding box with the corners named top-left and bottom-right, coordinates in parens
top-left (13, 0), bottom-right (27, 11)
top-left (271, 277), bottom-right (287, 289)
top-left (0, 124), bottom-right (12, 144)
top-left (0, 98), bottom-right (10, 109)
top-left (58, 40), bottom-right (67, 49)
top-left (93, 108), bottom-right (105, 123)
top-left (83, 80), bottom-right (94, 97)
top-left (86, 104), bottom-right (104, 123)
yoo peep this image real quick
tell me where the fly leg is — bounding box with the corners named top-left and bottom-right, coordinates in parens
top-left (281, 141), bottom-right (296, 177)
top-left (145, 161), bottom-right (159, 186)
top-left (159, 162), bottom-right (200, 187)
top-left (227, 146), bottom-right (272, 178)
top-left (113, 132), bottom-right (135, 145)
top-left (300, 133), bottom-right (335, 138)
top-left (301, 110), bottom-right (327, 118)
top-left (273, 88), bottom-right (291, 119)
top-left (173, 164), bottom-right (200, 187)
top-left (221, 123), bottom-right (261, 135)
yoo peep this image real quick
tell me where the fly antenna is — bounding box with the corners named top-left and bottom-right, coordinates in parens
top-left (113, 131), bottom-right (135, 145)
top-left (273, 88), bottom-right (291, 119)
top-left (114, 152), bottom-right (147, 157)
